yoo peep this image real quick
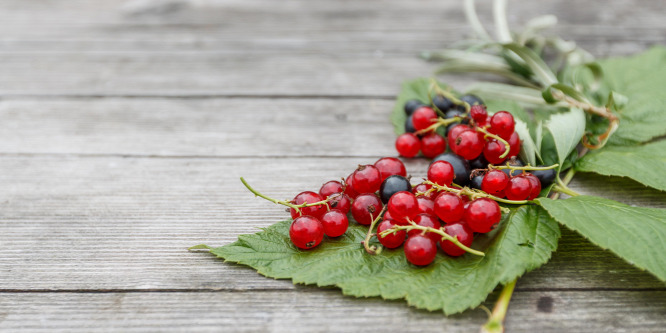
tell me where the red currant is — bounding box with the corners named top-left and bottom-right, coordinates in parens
top-left (420, 133), bottom-right (446, 158)
top-left (483, 139), bottom-right (508, 165)
top-left (328, 193), bottom-right (351, 213)
top-left (344, 173), bottom-right (359, 199)
top-left (351, 193), bottom-right (383, 225)
top-left (416, 196), bottom-right (435, 215)
top-left (289, 216), bottom-right (324, 249)
top-left (395, 133), bottom-right (421, 158)
top-left (481, 169), bottom-right (509, 195)
top-left (351, 165), bottom-right (382, 194)
top-left (374, 157), bottom-right (407, 181)
top-left (505, 175), bottom-right (532, 201)
top-left (319, 180), bottom-right (343, 198)
top-left (383, 210), bottom-right (394, 221)
top-left (320, 209), bottom-right (349, 237)
top-left (377, 219), bottom-right (406, 249)
top-left (489, 111), bottom-right (515, 139)
top-left (433, 192), bottom-right (465, 223)
top-left (523, 173), bottom-right (542, 200)
top-left (453, 130), bottom-right (484, 160)
top-left (412, 183), bottom-right (434, 199)
top-left (507, 131), bottom-right (521, 158)
top-left (290, 191), bottom-right (327, 220)
top-left (427, 160), bottom-right (455, 186)
top-left (439, 222), bottom-right (473, 257)
top-left (412, 107), bottom-right (438, 131)
top-left (465, 198), bottom-right (501, 233)
top-left (470, 105), bottom-right (488, 123)
top-left (387, 191), bottom-right (420, 225)
top-left (408, 214), bottom-right (441, 241)
top-left (404, 235), bottom-right (437, 266)
top-left (447, 124), bottom-right (471, 152)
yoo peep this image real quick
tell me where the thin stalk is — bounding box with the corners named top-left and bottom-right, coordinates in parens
top-left (488, 163), bottom-right (559, 172)
top-left (240, 177), bottom-right (333, 214)
top-left (381, 221), bottom-right (485, 256)
top-left (423, 181), bottom-right (529, 205)
top-left (475, 127), bottom-right (511, 159)
top-left (363, 206), bottom-right (387, 255)
top-left (464, 0), bottom-right (492, 41)
top-left (481, 279), bottom-right (517, 333)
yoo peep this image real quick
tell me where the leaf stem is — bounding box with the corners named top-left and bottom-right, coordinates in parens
top-left (423, 180), bottom-right (529, 205)
top-left (415, 117), bottom-right (463, 136)
top-left (476, 127), bottom-right (511, 159)
top-left (549, 168), bottom-right (576, 200)
top-left (430, 79), bottom-right (471, 112)
top-left (380, 220), bottom-right (485, 256)
top-left (363, 205), bottom-right (387, 255)
top-left (488, 163), bottom-right (559, 172)
top-left (240, 177), bottom-right (333, 214)
top-left (481, 279), bottom-right (517, 333)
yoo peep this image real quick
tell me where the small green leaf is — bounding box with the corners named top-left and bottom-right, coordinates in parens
top-left (544, 107), bottom-right (585, 165)
top-left (575, 140), bottom-right (666, 192)
top-left (207, 205), bottom-right (560, 314)
top-left (537, 196), bottom-right (666, 281)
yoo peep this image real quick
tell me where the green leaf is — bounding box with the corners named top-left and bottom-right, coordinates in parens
top-left (544, 107), bottom-right (585, 165)
top-left (207, 205), bottom-right (560, 314)
top-left (502, 43), bottom-right (558, 86)
top-left (537, 196), bottom-right (666, 281)
top-left (390, 78), bottom-right (451, 135)
top-left (575, 140), bottom-right (666, 192)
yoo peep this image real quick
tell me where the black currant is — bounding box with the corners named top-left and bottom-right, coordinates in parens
top-left (470, 174), bottom-right (484, 190)
top-left (530, 167), bottom-right (557, 187)
top-left (456, 94), bottom-right (484, 110)
top-left (379, 175), bottom-right (412, 204)
top-left (432, 95), bottom-right (454, 112)
top-left (431, 152), bottom-right (471, 186)
top-left (404, 114), bottom-right (416, 133)
top-left (501, 158), bottom-right (524, 177)
top-left (469, 155), bottom-right (488, 170)
top-left (404, 99), bottom-right (427, 116)
top-left (444, 109), bottom-right (469, 124)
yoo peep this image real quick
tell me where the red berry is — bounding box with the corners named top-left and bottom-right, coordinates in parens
top-left (412, 107), bottom-right (438, 131)
top-left (395, 133), bottom-right (421, 158)
top-left (507, 131), bottom-right (521, 158)
top-left (374, 157), bottom-right (407, 181)
top-left (416, 196), bottom-right (435, 215)
top-left (505, 175), bottom-right (532, 201)
top-left (289, 216), bottom-right (324, 249)
top-left (328, 193), bottom-right (351, 213)
top-left (351, 193), bottom-right (383, 225)
top-left (420, 133), bottom-right (446, 158)
top-left (447, 124), bottom-right (471, 152)
top-left (404, 235), bottom-right (437, 266)
top-left (377, 219), bottom-right (406, 249)
top-left (427, 160), bottom-right (455, 186)
top-left (344, 174), bottom-right (360, 199)
top-left (439, 222), bottom-right (474, 257)
top-left (387, 191), bottom-right (420, 225)
top-left (319, 180), bottom-right (343, 198)
top-left (433, 192), bottom-right (465, 223)
top-left (383, 210), bottom-right (394, 221)
top-left (351, 165), bottom-right (382, 194)
top-left (408, 214), bottom-right (441, 241)
top-left (481, 170), bottom-right (509, 195)
top-left (320, 209), bottom-right (349, 237)
top-left (453, 130), bottom-right (484, 160)
top-left (412, 183), bottom-right (434, 199)
top-left (483, 139), bottom-right (508, 165)
top-left (465, 198), bottom-right (501, 233)
top-left (470, 105), bottom-right (488, 123)
top-left (290, 191), bottom-right (327, 220)
top-left (489, 111), bottom-right (515, 139)
top-left (523, 173), bottom-right (542, 200)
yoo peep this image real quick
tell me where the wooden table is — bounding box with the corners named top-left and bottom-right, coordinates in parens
top-left (1, 0), bottom-right (664, 331)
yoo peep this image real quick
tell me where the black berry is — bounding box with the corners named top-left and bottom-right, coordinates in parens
top-left (431, 153), bottom-right (471, 186)
top-left (404, 99), bottom-right (427, 116)
top-left (457, 94), bottom-right (484, 110)
top-left (470, 174), bottom-right (484, 190)
top-left (501, 158), bottom-right (524, 177)
top-left (530, 167), bottom-right (557, 187)
top-left (432, 95), bottom-right (454, 111)
top-left (379, 175), bottom-right (412, 204)
top-left (469, 155), bottom-right (488, 170)
top-left (405, 114), bottom-right (416, 133)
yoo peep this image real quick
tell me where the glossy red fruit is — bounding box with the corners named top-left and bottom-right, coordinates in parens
top-left (387, 191), bottom-right (420, 225)
top-left (522, 173), bottom-right (542, 200)
top-left (344, 173), bottom-right (359, 199)
top-left (447, 124), bottom-right (471, 152)
top-left (505, 175), bottom-right (533, 201)
top-left (421, 133), bottom-right (446, 158)
top-left (383, 210), bottom-right (394, 221)
top-left (395, 133), bottom-right (421, 158)
top-left (404, 235), bottom-right (437, 266)
top-left (328, 193), bottom-right (351, 213)
top-left (439, 222), bottom-right (474, 257)
top-left (374, 157), bottom-right (407, 181)
top-left (489, 111), bottom-right (515, 139)
top-left (483, 139), bottom-right (508, 165)
top-left (408, 214), bottom-right (441, 241)
top-left (320, 209), bottom-right (349, 237)
top-left (289, 216), bottom-right (324, 249)
top-left (412, 107), bottom-right (438, 131)
top-left (507, 131), bottom-right (521, 158)
top-left (377, 219), bottom-right (406, 249)
top-left (412, 183), bottom-right (434, 199)
top-left (351, 165), bottom-right (382, 194)
top-left (470, 104), bottom-right (488, 124)
top-left (453, 130), bottom-right (484, 160)
top-left (319, 180), bottom-right (343, 198)
top-left (433, 192), bottom-right (465, 223)
top-left (481, 170), bottom-right (509, 195)
top-left (416, 196), bottom-right (435, 215)
top-left (465, 198), bottom-right (501, 233)
top-left (290, 191), bottom-right (327, 220)
top-left (427, 160), bottom-right (455, 186)
top-left (351, 193), bottom-right (383, 225)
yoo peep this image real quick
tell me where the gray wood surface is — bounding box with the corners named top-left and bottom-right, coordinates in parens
top-left (1, 0), bottom-right (664, 332)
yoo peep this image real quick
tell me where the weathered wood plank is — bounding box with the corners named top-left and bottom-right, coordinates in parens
top-left (0, 290), bottom-right (664, 332)
top-left (1, 156), bottom-right (663, 291)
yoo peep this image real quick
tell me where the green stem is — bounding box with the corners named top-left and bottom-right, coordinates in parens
top-left (415, 117), bottom-right (463, 136)
top-left (240, 177), bottom-right (332, 214)
top-left (363, 206), bottom-right (387, 255)
top-left (550, 168), bottom-right (576, 200)
top-left (476, 127), bottom-right (511, 159)
top-left (489, 163), bottom-right (559, 172)
top-left (552, 184), bottom-right (580, 197)
top-left (423, 181), bottom-right (528, 205)
top-left (430, 79), bottom-right (471, 112)
top-left (481, 279), bottom-right (517, 333)
top-left (381, 221), bottom-right (485, 256)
